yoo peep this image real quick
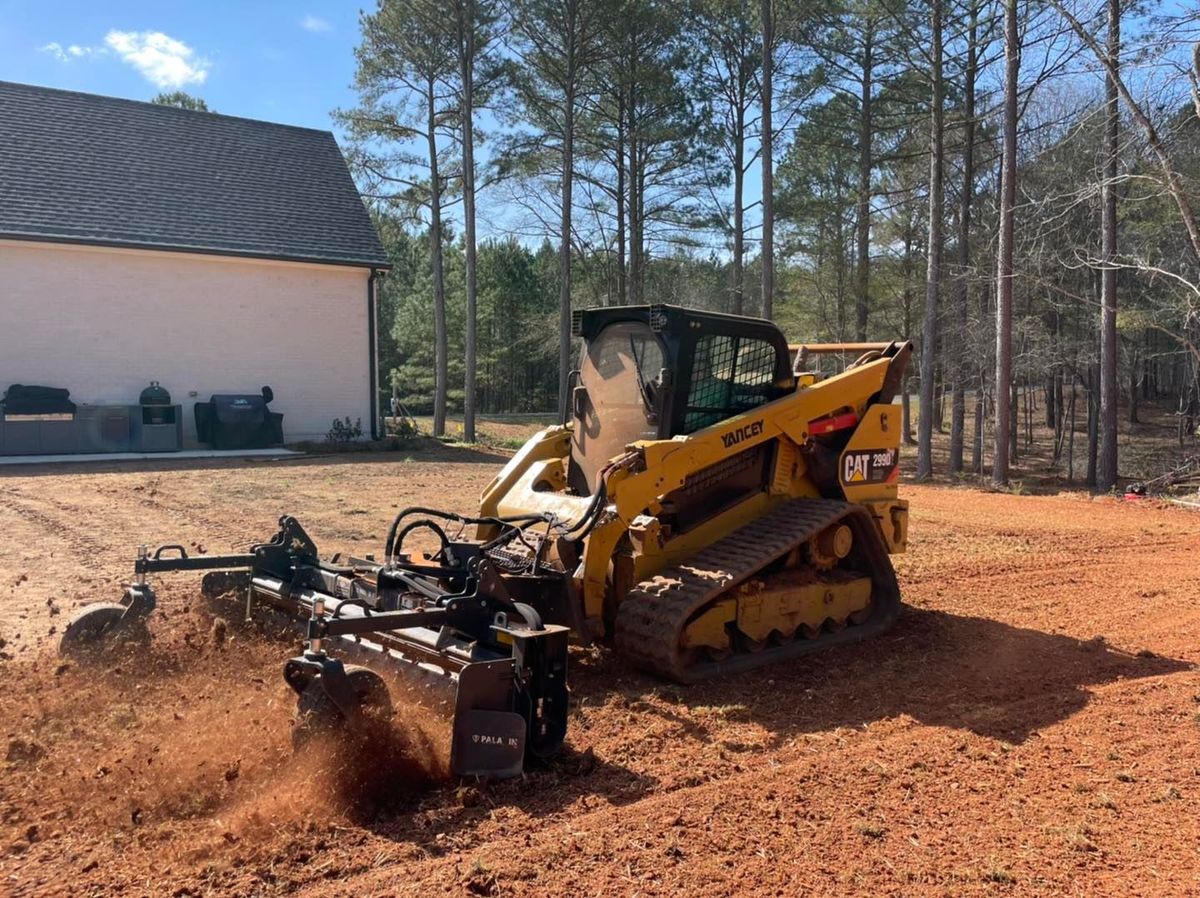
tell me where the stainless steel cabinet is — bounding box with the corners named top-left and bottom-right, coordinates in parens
top-left (77, 406), bottom-right (132, 452)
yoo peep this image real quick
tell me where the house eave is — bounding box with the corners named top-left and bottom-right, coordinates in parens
top-left (0, 231), bottom-right (393, 272)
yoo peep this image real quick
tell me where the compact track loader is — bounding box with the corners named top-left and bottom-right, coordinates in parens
top-left (62, 305), bottom-right (911, 779)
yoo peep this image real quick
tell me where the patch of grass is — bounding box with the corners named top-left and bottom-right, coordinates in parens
top-left (1153, 786), bottom-right (1182, 803)
top-left (464, 857), bottom-right (499, 897)
top-left (1106, 751), bottom-right (1121, 761)
top-left (982, 865), bottom-right (1015, 885)
top-left (1091, 792), bottom-right (1118, 810)
top-left (695, 703), bottom-right (752, 721)
top-left (856, 823), bottom-right (887, 840)
top-left (1072, 782), bottom-right (1092, 794)
top-left (1115, 771), bottom-right (1136, 783)
top-left (489, 436), bottom-right (531, 450)
top-left (651, 685), bottom-right (685, 705)
top-left (1050, 824), bottom-right (1099, 853)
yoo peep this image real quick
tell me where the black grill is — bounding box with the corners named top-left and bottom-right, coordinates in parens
top-left (194, 387), bottom-right (283, 450)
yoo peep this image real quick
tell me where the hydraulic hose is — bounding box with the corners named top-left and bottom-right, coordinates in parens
top-left (392, 519), bottom-right (450, 559)
top-left (384, 506), bottom-right (554, 560)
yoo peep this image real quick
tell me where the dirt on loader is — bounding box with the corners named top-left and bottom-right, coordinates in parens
top-left (1, 444), bottom-right (1199, 897)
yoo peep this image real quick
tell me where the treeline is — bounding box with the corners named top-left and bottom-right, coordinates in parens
top-left (346, 0), bottom-right (1200, 488)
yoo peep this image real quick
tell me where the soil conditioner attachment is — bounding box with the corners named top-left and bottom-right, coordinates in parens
top-left (63, 304), bottom-right (912, 780)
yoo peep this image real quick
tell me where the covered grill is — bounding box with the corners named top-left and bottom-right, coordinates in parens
top-left (194, 386), bottom-right (283, 450)
top-left (1, 384), bottom-right (77, 454)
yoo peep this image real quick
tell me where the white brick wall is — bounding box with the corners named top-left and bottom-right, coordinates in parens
top-left (0, 239), bottom-right (373, 444)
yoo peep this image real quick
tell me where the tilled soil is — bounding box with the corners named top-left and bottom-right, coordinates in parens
top-left (1, 448), bottom-right (1198, 897)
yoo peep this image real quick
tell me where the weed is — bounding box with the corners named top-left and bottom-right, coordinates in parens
top-left (325, 417), bottom-right (364, 444)
top-left (1051, 824), bottom-right (1098, 852)
top-left (1091, 793), bottom-right (1117, 810)
top-left (856, 823), bottom-right (887, 840)
top-left (1154, 786), bottom-right (1182, 803)
top-left (1115, 771), bottom-right (1136, 783)
top-left (696, 703), bottom-right (751, 721)
top-left (492, 436), bottom-right (530, 450)
top-left (982, 865), bottom-right (1015, 884)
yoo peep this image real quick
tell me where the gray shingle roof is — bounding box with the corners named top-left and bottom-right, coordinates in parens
top-left (0, 80), bottom-right (389, 269)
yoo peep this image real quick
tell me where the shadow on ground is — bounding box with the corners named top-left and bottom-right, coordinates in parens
top-left (575, 605), bottom-right (1193, 746)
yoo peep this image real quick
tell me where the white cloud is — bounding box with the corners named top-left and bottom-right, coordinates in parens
top-left (104, 30), bottom-right (209, 88)
top-left (300, 14), bottom-right (331, 33)
top-left (41, 42), bottom-right (102, 62)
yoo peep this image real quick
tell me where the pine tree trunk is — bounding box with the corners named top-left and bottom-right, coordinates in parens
top-left (1129, 353), bottom-right (1139, 424)
top-left (1097, 0), bottom-right (1120, 491)
top-left (916, 0), bottom-right (944, 480)
top-left (992, 0), bottom-right (1018, 487)
top-left (628, 81), bottom-right (641, 306)
top-left (902, 284), bottom-right (915, 446)
top-left (615, 88), bottom-right (626, 305)
top-left (1086, 363), bottom-right (1099, 487)
top-left (558, 74), bottom-right (576, 422)
top-left (855, 25), bottom-right (873, 341)
top-left (949, 2), bottom-right (978, 474)
top-left (458, 1), bottom-right (478, 444)
top-left (1067, 380), bottom-right (1077, 481)
top-left (733, 93), bottom-right (745, 315)
top-left (760, 0), bottom-right (774, 320)
top-left (973, 394), bottom-right (984, 472)
top-left (426, 76), bottom-right (448, 438)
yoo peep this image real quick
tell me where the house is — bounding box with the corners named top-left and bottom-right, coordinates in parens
top-left (0, 80), bottom-right (390, 448)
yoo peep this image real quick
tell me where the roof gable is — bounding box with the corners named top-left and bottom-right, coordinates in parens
top-left (0, 81), bottom-right (389, 269)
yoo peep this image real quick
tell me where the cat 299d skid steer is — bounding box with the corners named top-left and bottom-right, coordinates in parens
top-left (62, 305), bottom-right (911, 779)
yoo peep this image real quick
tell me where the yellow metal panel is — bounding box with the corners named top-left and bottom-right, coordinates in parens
top-left (681, 599), bottom-right (735, 651)
top-left (771, 438), bottom-right (799, 495)
top-left (865, 499), bottom-right (909, 554)
top-left (477, 425), bottom-right (573, 538)
top-left (736, 575), bottom-right (872, 641)
top-left (837, 404), bottom-right (901, 503)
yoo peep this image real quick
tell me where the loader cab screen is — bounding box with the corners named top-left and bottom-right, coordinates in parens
top-left (570, 321), bottom-right (666, 494)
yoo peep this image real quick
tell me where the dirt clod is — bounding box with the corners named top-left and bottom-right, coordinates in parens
top-left (6, 737), bottom-right (46, 765)
top-left (210, 617), bottom-right (228, 649)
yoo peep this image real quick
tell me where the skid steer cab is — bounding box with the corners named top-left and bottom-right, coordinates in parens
top-left (61, 304), bottom-right (912, 780)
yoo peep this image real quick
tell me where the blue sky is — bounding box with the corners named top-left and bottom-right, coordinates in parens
top-left (0, 0), bottom-right (539, 238)
top-left (0, 1), bottom-right (364, 132)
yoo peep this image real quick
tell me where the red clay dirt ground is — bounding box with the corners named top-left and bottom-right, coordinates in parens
top-left (1, 445), bottom-right (1198, 897)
